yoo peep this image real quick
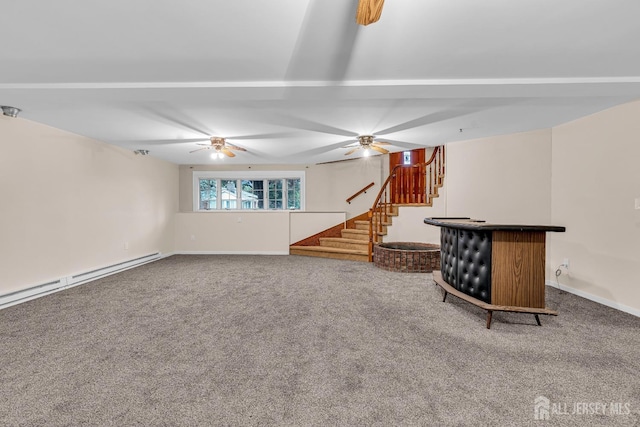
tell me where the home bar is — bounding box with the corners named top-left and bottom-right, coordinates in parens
top-left (424, 217), bottom-right (566, 328)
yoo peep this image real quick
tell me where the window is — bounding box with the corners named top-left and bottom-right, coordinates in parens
top-left (287, 178), bottom-right (301, 209)
top-left (241, 180), bottom-right (264, 209)
top-left (221, 180), bottom-right (237, 209)
top-left (268, 179), bottom-right (283, 209)
top-left (199, 179), bottom-right (217, 210)
top-left (193, 171), bottom-right (304, 211)
top-left (403, 151), bottom-right (411, 165)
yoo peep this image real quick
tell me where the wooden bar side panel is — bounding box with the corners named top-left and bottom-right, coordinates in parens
top-left (491, 231), bottom-right (546, 308)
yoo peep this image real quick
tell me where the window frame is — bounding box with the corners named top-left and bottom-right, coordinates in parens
top-left (193, 170), bottom-right (305, 212)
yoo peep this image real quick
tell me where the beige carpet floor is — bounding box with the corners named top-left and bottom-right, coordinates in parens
top-left (1, 255), bottom-right (638, 426)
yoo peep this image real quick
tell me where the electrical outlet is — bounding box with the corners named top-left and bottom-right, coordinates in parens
top-left (124, 241), bottom-right (129, 250)
top-left (635, 198), bottom-right (640, 210)
top-left (237, 216), bottom-right (242, 223)
top-left (190, 234), bottom-right (196, 241)
top-left (562, 258), bottom-right (570, 269)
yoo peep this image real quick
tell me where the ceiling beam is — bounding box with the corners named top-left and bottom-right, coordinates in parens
top-left (356, 0), bottom-right (385, 26)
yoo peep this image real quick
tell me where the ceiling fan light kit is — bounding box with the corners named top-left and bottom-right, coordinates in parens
top-left (189, 136), bottom-right (247, 159)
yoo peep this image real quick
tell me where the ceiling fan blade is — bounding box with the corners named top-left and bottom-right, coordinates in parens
top-left (226, 144), bottom-right (247, 152)
top-left (140, 104), bottom-right (214, 136)
top-left (371, 146), bottom-right (389, 154)
top-left (356, 0), bottom-right (385, 25)
top-left (287, 139), bottom-right (357, 159)
top-left (261, 113), bottom-right (359, 138)
top-left (110, 138), bottom-right (208, 145)
top-left (222, 148), bottom-right (236, 157)
top-left (375, 111), bottom-right (463, 135)
top-left (189, 147), bottom-right (210, 153)
top-left (196, 142), bottom-right (212, 146)
top-left (315, 157), bottom-right (360, 166)
top-left (344, 148), bottom-right (360, 156)
top-left (376, 139), bottom-right (427, 149)
top-left (374, 100), bottom-right (508, 136)
top-left (229, 132), bottom-right (301, 140)
top-left (373, 141), bottom-right (391, 145)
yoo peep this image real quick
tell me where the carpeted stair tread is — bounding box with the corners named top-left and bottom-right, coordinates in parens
top-left (289, 245), bottom-right (369, 262)
top-left (290, 245), bottom-right (367, 255)
top-left (319, 237), bottom-right (368, 244)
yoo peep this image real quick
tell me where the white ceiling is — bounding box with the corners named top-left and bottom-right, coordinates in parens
top-left (2, 0), bottom-right (640, 165)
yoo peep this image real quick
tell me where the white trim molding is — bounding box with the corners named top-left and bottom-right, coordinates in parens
top-left (546, 280), bottom-right (640, 318)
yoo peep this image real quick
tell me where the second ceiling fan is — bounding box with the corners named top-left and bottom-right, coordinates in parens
top-left (343, 135), bottom-right (390, 156)
top-left (190, 137), bottom-right (247, 158)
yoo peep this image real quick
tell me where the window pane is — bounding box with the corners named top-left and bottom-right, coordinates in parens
top-left (221, 180), bottom-right (237, 209)
top-left (241, 180), bottom-right (264, 209)
top-left (287, 178), bottom-right (301, 209)
top-left (199, 179), bottom-right (217, 210)
top-left (268, 179), bottom-right (283, 209)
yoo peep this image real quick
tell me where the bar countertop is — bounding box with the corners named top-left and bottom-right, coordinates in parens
top-left (423, 217), bottom-right (566, 233)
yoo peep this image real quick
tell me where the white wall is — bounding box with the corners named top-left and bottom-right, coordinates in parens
top-left (173, 211), bottom-right (347, 253)
top-left (0, 116), bottom-right (179, 295)
top-left (550, 100), bottom-right (640, 315)
top-left (445, 129), bottom-right (553, 225)
top-left (174, 212), bottom-right (290, 254)
top-left (383, 200), bottom-right (447, 245)
top-left (290, 212), bottom-right (346, 244)
top-left (305, 155), bottom-right (387, 218)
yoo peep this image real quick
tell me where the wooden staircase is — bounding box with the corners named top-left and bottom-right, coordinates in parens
top-left (290, 146), bottom-right (445, 262)
top-left (289, 208), bottom-right (398, 262)
top-left (368, 146), bottom-right (445, 260)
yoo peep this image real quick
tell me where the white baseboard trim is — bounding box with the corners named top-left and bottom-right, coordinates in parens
top-left (0, 253), bottom-right (164, 311)
top-left (546, 280), bottom-right (640, 318)
top-left (175, 251), bottom-right (289, 255)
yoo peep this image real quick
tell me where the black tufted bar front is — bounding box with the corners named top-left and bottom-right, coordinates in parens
top-left (425, 217), bottom-right (566, 329)
top-left (440, 227), bottom-right (493, 303)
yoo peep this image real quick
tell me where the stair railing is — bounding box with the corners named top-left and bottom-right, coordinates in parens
top-left (368, 146), bottom-right (445, 261)
top-left (346, 182), bottom-right (375, 204)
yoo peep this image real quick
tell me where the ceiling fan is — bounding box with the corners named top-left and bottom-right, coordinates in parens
top-left (189, 137), bottom-right (247, 158)
top-left (343, 135), bottom-right (390, 157)
top-left (356, 0), bottom-right (385, 26)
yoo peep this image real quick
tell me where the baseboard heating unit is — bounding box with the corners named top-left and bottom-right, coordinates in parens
top-left (0, 253), bottom-right (162, 310)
